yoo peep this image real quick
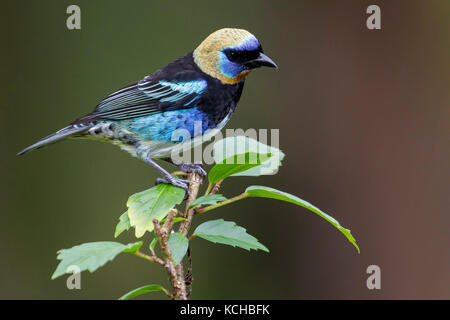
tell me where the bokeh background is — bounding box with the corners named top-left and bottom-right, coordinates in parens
top-left (1, 0), bottom-right (449, 299)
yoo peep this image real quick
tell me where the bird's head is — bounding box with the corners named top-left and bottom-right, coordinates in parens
top-left (193, 28), bottom-right (277, 85)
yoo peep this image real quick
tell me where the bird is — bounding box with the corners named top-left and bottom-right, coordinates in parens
top-left (18, 28), bottom-right (277, 192)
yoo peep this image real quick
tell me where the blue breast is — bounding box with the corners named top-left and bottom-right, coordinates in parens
top-left (119, 107), bottom-right (214, 143)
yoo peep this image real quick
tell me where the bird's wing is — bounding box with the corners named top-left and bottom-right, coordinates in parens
top-left (77, 71), bottom-right (207, 122)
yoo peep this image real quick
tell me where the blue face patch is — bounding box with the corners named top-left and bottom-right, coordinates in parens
top-left (218, 52), bottom-right (244, 79)
top-left (232, 36), bottom-right (261, 52)
top-left (218, 36), bottom-right (261, 79)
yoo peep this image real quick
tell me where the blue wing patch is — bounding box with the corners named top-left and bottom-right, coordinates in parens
top-left (86, 76), bottom-right (207, 121)
top-left (139, 79), bottom-right (206, 105)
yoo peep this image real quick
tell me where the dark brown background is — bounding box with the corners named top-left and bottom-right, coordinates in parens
top-left (1, 0), bottom-right (449, 299)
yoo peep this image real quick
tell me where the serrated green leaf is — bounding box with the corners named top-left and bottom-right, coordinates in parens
top-left (245, 186), bottom-right (360, 253)
top-left (209, 152), bottom-right (272, 183)
top-left (52, 241), bottom-right (143, 280)
top-left (114, 211), bottom-right (131, 238)
top-left (193, 219), bottom-right (269, 252)
top-left (119, 284), bottom-right (168, 300)
top-left (213, 136), bottom-right (284, 176)
top-left (127, 184), bottom-right (185, 237)
top-left (189, 194), bottom-right (227, 208)
top-left (168, 232), bottom-right (189, 265)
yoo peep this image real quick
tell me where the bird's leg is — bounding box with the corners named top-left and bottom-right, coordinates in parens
top-left (141, 153), bottom-right (190, 193)
top-left (178, 163), bottom-right (207, 178)
top-left (161, 158), bottom-right (207, 178)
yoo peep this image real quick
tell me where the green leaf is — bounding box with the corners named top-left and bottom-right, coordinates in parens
top-left (213, 136), bottom-right (284, 176)
top-left (127, 184), bottom-right (185, 237)
top-left (122, 241), bottom-right (144, 253)
top-left (160, 216), bottom-right (187, 224)
top-left (193, 219), bottom-right (269, 252)
top-left (52, 241), bottom-right (143, 280)
top-left (118, 284), bottom-right (168, 300)
top-left (209, 152), bottom-right (272, 183)
top-left (168, 232), bottom-right (189, 265)
top-left (189, 194), bottom-right (227, 208)
top-left (171, 217), bottom-right (187, 224)
top-left (114, 211), bottom-right (131, 238)
top-left (245, 186), bottom-right (360, 253)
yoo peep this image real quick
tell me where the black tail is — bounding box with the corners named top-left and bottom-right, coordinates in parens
top-left (17, 124), bottom-right (92, 156)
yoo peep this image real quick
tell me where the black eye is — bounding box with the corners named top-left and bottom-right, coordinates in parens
top-left (224, 48), bottom-right (260, 64)
top-left (225, 49), bottom-right (239, 61)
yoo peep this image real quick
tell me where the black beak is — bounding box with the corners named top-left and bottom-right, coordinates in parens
top-left (245, 53), bottom-right (278, 69)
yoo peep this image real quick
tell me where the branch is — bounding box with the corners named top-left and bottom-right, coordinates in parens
top-left (174, 171), bottom-right (204, 300)
top-left (184, 246), bottom-right (193, 299)
top-left (153, 215), bottom-right (187, 300)
top-left (147, 172), bottom-right (204, 300)
top-left (178, 172), bottom-right (203, 236)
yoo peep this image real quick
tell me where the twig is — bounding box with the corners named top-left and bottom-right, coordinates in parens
top-left (188, 234), bottom-right (196, 241)
top-left (176, 209), bottom-right (187, 218)
top-left (185, 246), bottom-right (193, 299)
top-left (210, 180), bottom-right (224, 194)
top-left (171, 171), bottom-right (188, 177)
top-left (132, 250), bottom-right (164, 266)
top-left (195, 192), bottom-right (249, 215)
top-left (159, 286), bottom-right (173, 299)
top-left (153, 216), bottom-right (187, 300)
top-left (163, 209), bottom-right (177, 230)
top-left (204, 182), bottom-right (213, 196)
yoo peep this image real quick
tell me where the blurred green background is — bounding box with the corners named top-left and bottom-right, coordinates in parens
top-left (1, 0), bottom-right (449, 299)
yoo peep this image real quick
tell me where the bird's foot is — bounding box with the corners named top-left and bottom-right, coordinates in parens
top-left (178, 163), bottom-right (207, 178)
top-left (155, 176), bottom-right (190, 194)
